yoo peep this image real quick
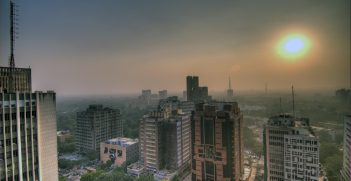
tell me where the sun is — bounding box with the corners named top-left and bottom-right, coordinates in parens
top-left (276, 33), bottom-right (311, 61)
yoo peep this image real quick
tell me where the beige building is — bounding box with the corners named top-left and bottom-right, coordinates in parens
top-left (0, 91), bottom-right (58, 181)
top-left (100, 137), bottom-right (139, 167)
top-left (139, 109), bottom-right (191, 172)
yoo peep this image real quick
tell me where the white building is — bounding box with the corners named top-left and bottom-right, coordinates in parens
top-left (341, 115), bottom-right (351, 181)
top-left (0, 91), bottom-right (58, 181)
top-left (264, 114), bottom-right (319, 181)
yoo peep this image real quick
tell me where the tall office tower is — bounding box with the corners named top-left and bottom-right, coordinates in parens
top-left (75, 105), bottom-right (123, 152)
top-left (139, 110), bottom-right (191, 172)
top-left (186, 76), bottom-right (199, 102)
top-left (186, 76), bottom-right (210, 103)
top-left (263, 115), bottom-right (320, 181)
top-left (191, 102), bottom-right (243, 181)
top-left (341, 115), bottom-right (351, 181)
top-left (0, 92), bottom-right (58, 181)
top-left (0, 1), bottom-right (58, 181)
top-left (158, 90), bottom-right (168, 100)
top-left (226, 76), bottom-right (234, 97)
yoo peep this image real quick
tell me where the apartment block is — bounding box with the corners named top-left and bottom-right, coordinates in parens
top-left (75, 105), bottom-right (123, 152)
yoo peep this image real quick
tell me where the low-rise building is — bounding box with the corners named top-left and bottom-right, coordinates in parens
top-left (57, 130), bottom-right (72, 143)
top-left (127, 162), bottom-right (146, 178)
top-left (100, 137), bottom-right (139, 167)
top-left (154, 170), bottom-right (177, 181)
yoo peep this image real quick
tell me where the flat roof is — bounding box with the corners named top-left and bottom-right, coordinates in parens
top-left (104, 137), bottom-right (138, 147)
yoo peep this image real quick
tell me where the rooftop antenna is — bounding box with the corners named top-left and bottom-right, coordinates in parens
top-left (228, 76), bottom-right (232, 90)
top-left (9, 0), bottom-right (18, 68)
top-left (279, 97), bottom-right (282, 114)
top-left (292, 85), bottom-right (295, 117)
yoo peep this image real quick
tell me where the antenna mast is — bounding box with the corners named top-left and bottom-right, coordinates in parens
top-left (9, 0), bottom-right (17, 68)
top-left (279, 97), bottom-right (282, 114)
top-left (292, 85), bottom-right (295, 117)
top-left (229, 76), bottom-right (232, 89)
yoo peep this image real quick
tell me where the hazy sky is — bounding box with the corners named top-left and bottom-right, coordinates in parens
top-left (0, 0), bottom-right (350, 96)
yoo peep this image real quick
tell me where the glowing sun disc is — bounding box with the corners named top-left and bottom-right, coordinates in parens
top-left (276, 33), bottom-right (311, 61)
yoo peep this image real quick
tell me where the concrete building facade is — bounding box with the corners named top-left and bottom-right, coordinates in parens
top-left (341, 115), bottom-right (351, 181)
top-left (263, 115), bottom-right (320, 181)
top-left (75, 105), bottom-right (123, 152)
top-left (0, 91), bottom-right (58, 181)
top-left (191, 102), bottom-right (244, 181)
top-left (139, 110), bottom-right (191, 172)
top-left (100, 137), bottom-right (139, 167)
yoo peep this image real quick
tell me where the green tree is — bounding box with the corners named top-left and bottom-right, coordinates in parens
top-left (80, 171), bottom-right (103, 181)
top-left (59, 176), bottom-right (68, 181)
top-left (324, 154), bottom-right (343, 181)
top-left (137, 174), bottom-right (154, 181)
top-left (320, 143), bottom-right (339, 164)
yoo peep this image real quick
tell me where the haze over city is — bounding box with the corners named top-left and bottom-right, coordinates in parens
top-left (1, 0), bottom-right (350, 96)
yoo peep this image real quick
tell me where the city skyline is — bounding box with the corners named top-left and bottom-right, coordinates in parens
top-left (0, 0), bottom-right (350, 96)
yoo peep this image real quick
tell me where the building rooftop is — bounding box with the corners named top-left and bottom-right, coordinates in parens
top-left (267, 114), bottom-right (310, 128)
top-left (267, 114), bottom-right (316, 137)
top-left (104, 137), bottom-right (138, 147)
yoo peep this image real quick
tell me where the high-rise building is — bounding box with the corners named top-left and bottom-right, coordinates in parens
top-left (0, 1), bottom-right (58, 180)
top-left (186, 76), bottom-right (210, 103)
top-left (191, 102), bottom-right (243, 181)
top-left (0, 92), bottom-right (58, 181)
top-left (75, 105), bottom-right (123, 152)
top-left (263, 114), bottom-right (320, 181)
top-left (139, 109), bottom-right (191, 172)
top-left (341, 115), bottom-right (351, 181)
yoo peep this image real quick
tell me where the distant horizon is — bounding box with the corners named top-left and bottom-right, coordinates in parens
top-left (1, 0), bottom-right (350, 95)
top-left (54, 87), bottom-right (342, 98)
